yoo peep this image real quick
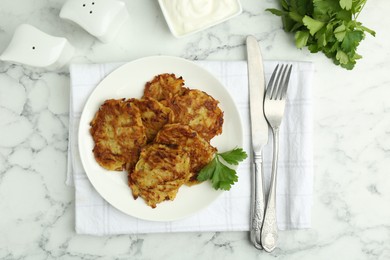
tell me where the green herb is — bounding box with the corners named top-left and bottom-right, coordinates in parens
top-left (197, 148), bottom-right (248, 191)
top-left (267, 0), bottom-right (375, 69)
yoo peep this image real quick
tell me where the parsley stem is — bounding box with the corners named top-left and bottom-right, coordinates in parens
top-left (354, 0), bottom-right (367, 20)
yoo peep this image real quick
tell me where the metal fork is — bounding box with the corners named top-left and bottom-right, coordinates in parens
top-left (261, 64), bottom-right (293, 252)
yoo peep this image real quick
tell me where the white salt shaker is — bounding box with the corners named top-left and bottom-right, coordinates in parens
top-left (60, 0), bottom-right (129, 43)
top-left (0, 24), bottom-right (74, 70)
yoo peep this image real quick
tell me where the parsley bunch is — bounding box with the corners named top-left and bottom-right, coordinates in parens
top-left (267, 0), bottom-right (375, 69)
top-left (197, 148), bottom-right (248, 191)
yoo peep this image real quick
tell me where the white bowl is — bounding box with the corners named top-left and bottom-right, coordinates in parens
top-left (158, 0), bottom-right (242, 38)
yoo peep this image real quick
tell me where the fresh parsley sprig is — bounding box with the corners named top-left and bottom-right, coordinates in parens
top-left (197, 148), bottom-right (248, 191)
top-left (267, 0), bottom-right (375, 69)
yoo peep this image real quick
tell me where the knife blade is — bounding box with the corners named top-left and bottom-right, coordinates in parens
top-left (246, 35), bottom-right (269, 250)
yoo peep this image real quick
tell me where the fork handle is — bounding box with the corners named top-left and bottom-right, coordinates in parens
top-left (261, 127), bottom-right (279, 252)
top-left (250, 152), bottom-right (266, 249)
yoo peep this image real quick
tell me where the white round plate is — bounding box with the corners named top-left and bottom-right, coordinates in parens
top-left (78, 56), bottom-right (243, 221)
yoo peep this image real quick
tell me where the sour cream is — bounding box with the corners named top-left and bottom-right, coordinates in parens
top-left (159, 0), bottom-right (242, 37)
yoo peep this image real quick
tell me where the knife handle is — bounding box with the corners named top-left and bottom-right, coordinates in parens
top-left (250, 152), bottom-right (266, 249)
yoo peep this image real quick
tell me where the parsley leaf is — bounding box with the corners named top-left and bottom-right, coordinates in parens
top-left (218, 148), bottom-right (248, 165)
top-left (341, 30), bottom-right (364, 51)
top-left (334, 24), bottom-right (347, 41)
top-left (302, 15), bottom-right (325, 35)
top-left (212, 162), bottom-right (237, 190)
top-left (267, 0), bottom-right (375, 69)
top-left (295, 30), bottom-right (310, 48)
top-left (196, 158), bottom-right (217, 182)
top-left (197, 148), bottom-right (248, 191)
top-left (340, 0), bottom-right (353, 10)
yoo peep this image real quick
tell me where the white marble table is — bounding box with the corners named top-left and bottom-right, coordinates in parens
top-left (1, 0), bottom-right (389, 259)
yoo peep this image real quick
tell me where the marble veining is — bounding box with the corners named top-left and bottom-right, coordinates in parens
top-left (1, 0), bottom-right (390, 259)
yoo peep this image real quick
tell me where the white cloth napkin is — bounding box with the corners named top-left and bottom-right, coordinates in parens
top-left (67, 60), bottom-right (314, 235)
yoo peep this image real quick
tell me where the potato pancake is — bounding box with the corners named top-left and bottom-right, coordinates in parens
top-left (90, 72), bottom-right (226, 208)
top-left (128, 144), bottom-right (191, 208)
top-left (143, 73), bottom-right (187, 104)
top-left (168, 89), bottom-right (224, 141)
top-left (90, 99), bottom-right (147, 171)
top-left (154, 123), bottom-right (216, 184)
top-left (130, 97), bottom-right (174, 143)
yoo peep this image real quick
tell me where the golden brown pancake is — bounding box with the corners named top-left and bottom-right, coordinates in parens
top-left (90, 99), bottom-right (147, 171)
top-left (143, 73), bottom-right (187, 105)
top-left (90, 73), bottom-right (226, 208)
top-left (128, 144), bottom-right (191, 208)
top-left (154, 123), bottom-right (216, 184)
top-left (130, 97), bottom-right (174, 143)
top-left (168, 89), bottom-right (224, 141)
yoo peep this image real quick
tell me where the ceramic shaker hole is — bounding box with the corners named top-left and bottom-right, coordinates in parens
top-left (83, 4), bottom-right (86, 7)
top-left (90, 11), bottom-right (93, 14)
top-left (32, 46), bottom-right (35, 50)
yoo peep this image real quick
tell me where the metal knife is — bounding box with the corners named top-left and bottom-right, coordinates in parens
top-left (246, 35), bottom-right (269, 250)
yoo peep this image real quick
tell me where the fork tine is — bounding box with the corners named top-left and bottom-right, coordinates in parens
top-left (280, 64), bottom-right (293, 100)
top-left (271, 64), bottom-right (284, 100)
top-left (266, 64), bottom-right (279, 99)
top-left (275, 64), bottom-right (289, 100)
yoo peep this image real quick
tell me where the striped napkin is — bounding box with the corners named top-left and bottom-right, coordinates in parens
top-left (67, 60), bottom-right (314, 235)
